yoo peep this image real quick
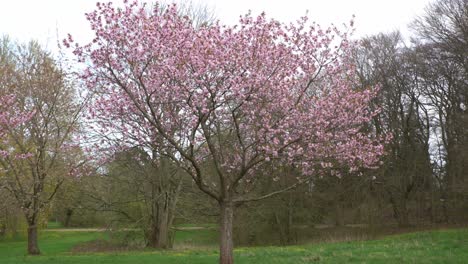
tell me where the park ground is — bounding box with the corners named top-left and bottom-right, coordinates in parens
top-left (0, 224), bottom-right (467, 264)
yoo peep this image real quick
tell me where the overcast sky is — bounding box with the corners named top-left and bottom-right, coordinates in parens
top-left (0, 0), bottom-right (433, 53)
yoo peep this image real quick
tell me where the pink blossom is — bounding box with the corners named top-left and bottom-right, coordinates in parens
top-left (68, 0), bottom-right (387, 191)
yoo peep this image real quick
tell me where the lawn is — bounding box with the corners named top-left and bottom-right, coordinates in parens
top-left (0, 227), bottom-right (466, 263)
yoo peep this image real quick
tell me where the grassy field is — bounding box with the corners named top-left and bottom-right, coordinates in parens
top-left (0, 227), bottom-right (466, 263)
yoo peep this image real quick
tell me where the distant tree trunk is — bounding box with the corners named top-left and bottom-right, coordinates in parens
top-left (274, 212), bottom-right (287, 246)
top-left (166, 185), bottom-right (181, 248)
top-left (0, 223), bottom-right (5, 237)
top-left (64, 208), bottom-right (74, 227)
top-left (429, 179), bottom-right (437, 223)
top-left (219, 201), bottom-right (234, 264)
top-left (286, 193), bottom-right (296, 244)
top-left (390, 196), bottom-right (410, 227)
top-left (334, 202), bottom-right (345, 227)
top-left (273, 197), bottom-right (296, 246)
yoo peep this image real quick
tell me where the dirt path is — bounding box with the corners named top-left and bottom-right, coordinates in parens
top-left (45, 228), bottom-right (108, 232)
top-left (45, 226), bottom-right (214, 232)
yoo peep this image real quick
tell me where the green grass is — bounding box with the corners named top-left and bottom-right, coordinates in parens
top-left (0, 228), bottom-right (466, 263)
top-left (174, 227), bottom-right (218, 247)
top-left (45, 221), bottom-right (63, 229)
top-left (175, 223), bottom-right (217, 229)
top-left (0, 231), bottom-right (104, 257)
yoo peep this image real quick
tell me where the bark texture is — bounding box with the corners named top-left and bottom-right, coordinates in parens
top-left (219, 202), bottom-right (234, 264)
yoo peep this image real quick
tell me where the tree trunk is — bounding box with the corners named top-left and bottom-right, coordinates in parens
top-left (27, 225), bottom-right (40, 255)
top-left (146, 167), bottom-right (182, 249)
top-left (64, 208), bottom-right (73, 227)
top-left (219, 201), bottom-right (234, 264)
top-left (148, 225), bottom-right (169, 248)
top-left (286, 194), bottom-right (296, 244)
top-left (147, 223), bottom-right (159, 248)
top-left (147, 203), bottom-right (170, 249)
top-left (156, 209), bottom-right (170, 248)
top-left (274, 212), bottom-right (286, 246)
top-left (166, 177), bottom-right (183, 248)
top-left (391, 198), bottom-right (410, 227)
top-left (0, 223), bottom-right (5, 237)
top-left (399, 202), bottom-right (410, 227)
top-left (334, 202), bottom-right (345, 227)
top-left (429, 180), bottom-right (437, 223)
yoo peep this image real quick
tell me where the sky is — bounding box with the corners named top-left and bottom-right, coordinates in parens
top-left (0, 0), bottom-right (433, 54)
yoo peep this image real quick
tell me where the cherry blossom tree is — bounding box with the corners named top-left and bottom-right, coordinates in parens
top-left (0, 39), bottom-right (83, 255)
top-left (68, 1), bottom-right (386, 263)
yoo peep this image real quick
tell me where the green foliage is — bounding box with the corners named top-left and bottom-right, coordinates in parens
top-left (0, 210), bottom-right (27, 240)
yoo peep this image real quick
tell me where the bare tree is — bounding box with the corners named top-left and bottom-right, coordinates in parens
top-left (354, 32), bottom-right (433, 227)
top-left (412, 0), bottom-right (468, 222)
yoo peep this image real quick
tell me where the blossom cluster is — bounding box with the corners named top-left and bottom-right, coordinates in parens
top-left (67, 0), bottom-right (386, 179)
